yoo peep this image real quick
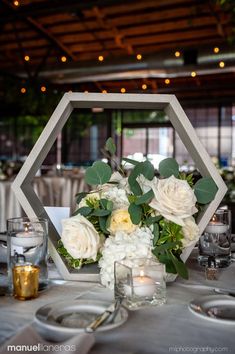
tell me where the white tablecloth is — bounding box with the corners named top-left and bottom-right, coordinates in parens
top-left (0, 253), bottom-right (235, 354)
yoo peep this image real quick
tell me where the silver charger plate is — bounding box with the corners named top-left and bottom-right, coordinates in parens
top-left (34, 299), bottom-right (128, 341)
top-left (189, 295), bottom-right (235, 325)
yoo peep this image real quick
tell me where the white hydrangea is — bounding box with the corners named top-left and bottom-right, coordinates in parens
top-left (99, 227), bottom-right (154, 289)
top-left (103, 186), bottom-right (129, 210)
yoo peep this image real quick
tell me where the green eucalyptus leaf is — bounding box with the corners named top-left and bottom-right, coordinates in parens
top-left (76, 206), bottom-right (92, 217)
top-left (105, 137), bottom-right (116, 155)
top-left (141, 160), bottom-right (155, 180)
top-left (128, 160), bottom-right (154, 195)
top-left (159, 158), bottom-right (179, 178)
top-left (99, 216), bottom-right (109, 234)
top-left (122, 157), bottom-right (139, 166)
top-left (106, 200), bottom-right (113, 211)
top-left (153, 242), bottom-right (180, 253)
top-left (156, 253), bottom-right (177, 274)
top-left (135, 189), bottom-right (154, 205)
top-left (92, 209), bottom-right (111, 217)
top-left (153, 223), bottom-right (159, 246)
top-left (99, 199), bottom-right (113, 211)
top-left (128, 203), bottom-right (142, 225)
top-left (170, 253), bottom-right (188, 279)
top-left (194, 177), bottom-right (218, 204)
top-left (106, 215), bottom-right (111, 229)
top-left (85, 161), bottom-right (112, 185)
top-left (146, 215), bottom-right (162, 226)
top-left (128, 173), bottom-right (142, 195)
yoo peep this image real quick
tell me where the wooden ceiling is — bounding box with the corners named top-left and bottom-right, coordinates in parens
top-left (0, 0), bottom-right (234, 103)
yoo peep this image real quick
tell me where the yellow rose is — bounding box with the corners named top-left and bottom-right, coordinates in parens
top-left (109, 209), bottom-right (137, 234)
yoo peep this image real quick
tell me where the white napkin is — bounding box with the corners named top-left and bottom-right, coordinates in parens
top-left (0, 324), bottom-right (95, 354)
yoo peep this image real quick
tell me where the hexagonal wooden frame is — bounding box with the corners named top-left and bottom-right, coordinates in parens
top-left (12, 93), bottom-right (227, 281)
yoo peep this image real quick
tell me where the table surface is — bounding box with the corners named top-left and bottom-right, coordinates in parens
top-left (1, 252), bottom-right (235, 354)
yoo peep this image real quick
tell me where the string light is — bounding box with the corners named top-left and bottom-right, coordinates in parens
top-left (98, 55), bottom-right (104, 62)
top-left (120, 87), bottom-right (126, 93)
top-left (41, 86), bottom-right (46, 92)
top-left (214, 47), bottom-right (220, 54)
top-left (142, 84), bottom-right (147, 90)
top-left (191, 71), bottom-right (197, 77)
top-left (61, 56), bottom-right (67, 63)
top-left (165, 79), bottom-right (170, 85)
top-left (24, 55), bottom-right (30, 62)
top-left (175, 51), bottom-right (181, 57)
top-left (13, 1), bottom-right (19, 6)
top-left (219, 61), bottom-right (225, 68)
top-left (102, 90), bottom-right (107, 93)
top-left (136, 54), bottom-right (142, 60)
top-left (20, 87), bottom-right (26, 94)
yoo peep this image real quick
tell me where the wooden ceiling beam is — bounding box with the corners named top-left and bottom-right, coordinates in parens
top-left (26, 17), bottom-right (78, 61)
top-left (2, 0), bottom-right (78, 61)
top-left (0, 0), bottom-right (139, 24)
top-left (91, 6), bottom-right (134, 55)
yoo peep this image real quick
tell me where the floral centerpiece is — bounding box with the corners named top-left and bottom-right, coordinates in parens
top-left (58, 138), bottom-right (217, 289)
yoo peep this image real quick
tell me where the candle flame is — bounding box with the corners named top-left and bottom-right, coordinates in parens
top-left (140, 270), bottom-right (145, 277)
top-left (212, 215), bottom-right (216, 222)
top-left (24, 224), bottom-right (29, 232)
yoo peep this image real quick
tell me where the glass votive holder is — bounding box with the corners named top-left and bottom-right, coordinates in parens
top-left (12, 264), bottom-right (40, 300)
top-left (7, 217), bottom-right (48, 292)
top-left (198, 209), bottom-right (231, 268)
top-left (114, 258), bottom-right (166, 310)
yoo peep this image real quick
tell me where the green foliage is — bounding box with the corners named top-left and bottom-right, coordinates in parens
top-left (105, 137), bottom-right (116, 155)
top-left (159, 158), bottom-right (179, 178)
top-left (194, 177), bottom-right (218, 204)
top-left (128, 203), bottom-right (142, 224)
top-left (128, 160), bottom-right (154, 195)
top-left (135, 189), bottom-right (154, 205)
top-left (122, 157), bottom-right (139, 166)
top-left (179, 172), bottom-right (194, 187)
top-left (85, 161), bottom-right (112, 185)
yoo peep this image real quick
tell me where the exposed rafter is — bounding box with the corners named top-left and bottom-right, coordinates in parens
top-left (2, 0), bottom-right (78, 61)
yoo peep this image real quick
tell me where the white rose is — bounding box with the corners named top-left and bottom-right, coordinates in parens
top-left (61, 215), bottom-right (100, 261)
top-left (182, 216), bottom-right (200, 248)
top-left (150, 175), bottom-right (197, 226)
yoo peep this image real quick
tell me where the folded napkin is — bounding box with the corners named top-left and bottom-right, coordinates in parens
top-left (0, 324), bottom-right (95, 354)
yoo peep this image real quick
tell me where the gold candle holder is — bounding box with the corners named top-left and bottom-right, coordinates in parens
top-left (12, 265), bottom-right (40, 300)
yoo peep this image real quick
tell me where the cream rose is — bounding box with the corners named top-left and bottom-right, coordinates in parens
top-left (182, 216), bottom-right (200, 248)
top-left (108, 209), bottom-right (137, 234)
top-left (150, 175), bottom-right (198, 226)
top-left (61, 215), bottom-right (100, 261)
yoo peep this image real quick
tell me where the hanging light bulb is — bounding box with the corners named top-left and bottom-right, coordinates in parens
top-left (20, 87), bottom-right (26, 94)
top-left (41, 86), bottom-right (46, 92)
top-left (61, 56), bottom-right (67, 63)
top-left (142, 84), bottom-right (147, 90)
top-left (191, 71), bottom-right (197, 77)
top-left (98, 55), bottom-right (104, 62)
top-left (121, 87), bottom-right (126, 93)
top-left (219, 61), bottom-right (225, 68)
top-left (175, 51), bottom-right (181, 58)
top-left (165, 79), bottom-right (170, 85)
top-left (136, 54), bottom-right (142, 60)
top-left (24, 55), bottom-right (30, 62)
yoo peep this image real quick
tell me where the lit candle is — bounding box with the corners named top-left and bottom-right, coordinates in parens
top-left (13, 226), bottom-right (43, 247)
top-left (205, 222), bottom-right (228, 234)
top-left (124, 270), bottom-right (156, 297)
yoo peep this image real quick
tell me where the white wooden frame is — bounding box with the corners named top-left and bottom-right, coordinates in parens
top-left (12, 93), bottom-right (227, 281)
